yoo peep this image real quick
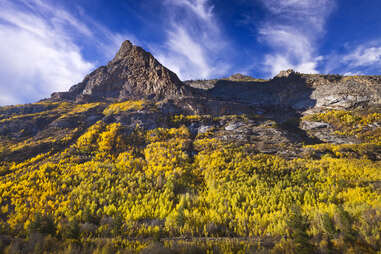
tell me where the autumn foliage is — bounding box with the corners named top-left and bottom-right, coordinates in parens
top-left (0, 102), bottom-right (380, 253)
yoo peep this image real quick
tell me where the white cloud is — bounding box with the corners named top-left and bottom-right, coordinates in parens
top-left (342, 44), bottom-right (381, 68)
top-left (258, 0), bottom-right (335, 76)
top-left (153, 0), bottom-right (231, 80)
top-left (0, 0), bottom-right (132, 106)
top-left (0, 1), bottom-right (93, 105)
top-left (324, 41), bottom-right (381, 75)
top-left (163, 26), bottom-right (210, 78)
top-left (343, 72), bottom-right (360, 76)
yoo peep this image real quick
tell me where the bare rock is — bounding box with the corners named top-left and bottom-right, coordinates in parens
top-left (227, 73), bottom-right (256, 81)
top-left (274, 69), bottom-right (298, 78)
top-left (225, 122), bottom-right (244, 131)
top-left (52, 40), bottom-right (193, 103)
top-left (198, 125), bottom-right (212, 134)
top-left (301, 121), bottom-right (330, 130)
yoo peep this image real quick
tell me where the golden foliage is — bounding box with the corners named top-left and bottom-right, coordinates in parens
top-left (304, 110), bottom-right (381, 143)
top-left (0, 116), bottom-right (380, 252)
top-left (103, 100), bottom-right (147, 115)
top-left (59, 102), bottom-right (103, 119)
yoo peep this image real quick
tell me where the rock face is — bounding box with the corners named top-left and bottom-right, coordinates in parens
top-left (307, 75), bottom-right (381, 110)
top-left (199, 71), bottom-right (381, 113)
top-left (274, 69), bottom-right (297, 78)
top-left (52, 40), bottom-right (192, 102)
top-left (227, 73), bottom-right (257, 81)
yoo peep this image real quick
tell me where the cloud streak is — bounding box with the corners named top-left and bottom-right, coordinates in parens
top-left (0, 0), bottom-right (131, 105)
top-left (342, 43), bottom-right (381, 69)
top-left (323, 41), bottom-right (381, 75)
top-left (258, 0), bottom-right (335, 76)
top-left (153, 0), bottom-right (231, 80)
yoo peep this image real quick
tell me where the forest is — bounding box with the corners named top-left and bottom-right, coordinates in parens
top-left (0, 101), bottom-right (380, 253)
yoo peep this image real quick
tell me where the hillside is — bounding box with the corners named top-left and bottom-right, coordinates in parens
top-left (0, 40), bottom-right (380, 253)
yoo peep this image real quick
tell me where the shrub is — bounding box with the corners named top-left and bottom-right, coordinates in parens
top-left (29, 214), bottom-right (56, 237)
top-left (62, 219), bottom-right (81, 240)
top-left (285, 207), bottom-right (314, 254)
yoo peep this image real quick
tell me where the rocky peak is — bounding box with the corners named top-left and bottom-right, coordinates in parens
top-left (275, 69), bottom-right (298, 79)
top-left (110, 40), bottom-right (154, 65)
top-left (227, 73), bottom-right (255, 81)
top-left (112, 40), bottom-right (135, 62)
top-left (52, 40), bottom-right (192, 102)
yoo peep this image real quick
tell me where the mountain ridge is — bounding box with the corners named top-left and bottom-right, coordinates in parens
top-left (47, 40), bottom-right (381, 117)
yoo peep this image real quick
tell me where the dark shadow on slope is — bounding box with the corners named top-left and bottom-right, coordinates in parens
top-left (182, 73), bottom-right (324, 146)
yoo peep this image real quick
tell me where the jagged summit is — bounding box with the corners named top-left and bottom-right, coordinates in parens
top-left (111, 40), bottom-right (137, 62)
top-left (227, 73), bottom-right (256, 81)
top-left (275, 69), bottom-right (298, 78)
top-left (52, 40), bottom-right (192, 103)
top-left (110, 40), bottom-right (149, 63)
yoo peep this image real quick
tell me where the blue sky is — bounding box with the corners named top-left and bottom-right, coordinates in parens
top-left (1, 0), bottom-right (381, 105)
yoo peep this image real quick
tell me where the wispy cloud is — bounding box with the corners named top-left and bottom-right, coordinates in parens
top-left (0, 0), bottom-right (131, 105)
top-left (168, 0), bottom-right (215, 24)
top-left (324, 41), bottom-right (381, 75)
top-left (152, 0), bottom-right (231, 80)
top-left (258, 0), bottom-right (335, 76)
top-left (342, 43), bottom-right (381, 69)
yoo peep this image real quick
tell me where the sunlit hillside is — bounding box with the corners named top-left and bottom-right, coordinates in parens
top-left (0, 98), bottom-right (380, 253)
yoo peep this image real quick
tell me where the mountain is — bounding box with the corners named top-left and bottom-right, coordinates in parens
top-left (0, 40), bottom-right (380, 253)
top-left (51, 40), bottom-right (192, 102)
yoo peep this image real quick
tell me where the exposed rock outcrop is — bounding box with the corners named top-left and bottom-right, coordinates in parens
top-left (199, 72), bottom-right (381, 113)
top-left (274, 69), bottom-right (298, 78)
top-left (227, 73), bottom-right (257, 81)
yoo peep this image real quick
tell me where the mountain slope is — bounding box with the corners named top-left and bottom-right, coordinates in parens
top-left (0, 41), bottom-right (380, 253)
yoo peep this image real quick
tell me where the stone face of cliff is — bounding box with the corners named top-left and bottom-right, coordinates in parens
top-left (187, 70), bottom-right (381, 113)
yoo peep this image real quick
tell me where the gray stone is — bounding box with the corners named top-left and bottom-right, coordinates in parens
top-left (302, 121), bottom-right (330, 130)
top-left (198, 125), bottom-right (212, 134)
top-left (225, 122), bottom-right (243, 131)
